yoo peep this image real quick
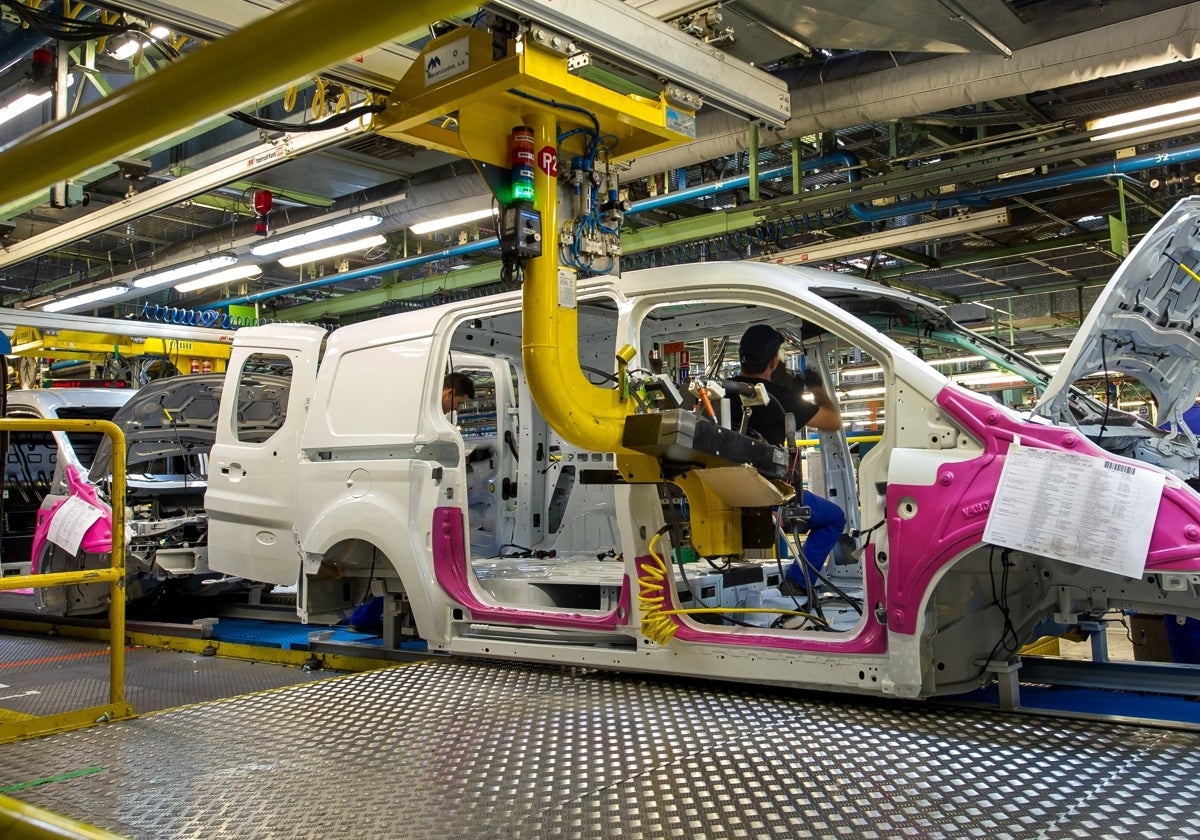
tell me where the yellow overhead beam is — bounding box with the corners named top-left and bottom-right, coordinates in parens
top-left (10, 328), bottom-right (232, 361)
top-left (0, 0), bottom-right (467, 208)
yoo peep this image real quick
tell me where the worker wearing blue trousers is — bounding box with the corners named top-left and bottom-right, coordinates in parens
top-left (728, 324), bottom-right (846, 593)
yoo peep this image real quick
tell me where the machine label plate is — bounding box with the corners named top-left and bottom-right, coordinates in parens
top-left (424, 37), bottom-right (470, 87)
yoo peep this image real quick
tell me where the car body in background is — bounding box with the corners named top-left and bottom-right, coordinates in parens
top-left (3, 372), bottom-right (288, 616)
top-left (2, 386), bottom-right (133, 582)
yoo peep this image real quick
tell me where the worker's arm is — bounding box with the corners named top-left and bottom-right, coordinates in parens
top-left (801, 368), bottom-right (843, 432)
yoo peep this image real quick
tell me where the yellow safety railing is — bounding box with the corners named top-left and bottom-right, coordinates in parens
top-left (0, 792), bottom-right (129, 840)
top-left (0, 419), bottom-right (134, 744)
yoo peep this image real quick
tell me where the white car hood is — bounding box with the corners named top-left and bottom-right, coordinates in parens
top-left (1035, 196), bottom-right (1200, 463)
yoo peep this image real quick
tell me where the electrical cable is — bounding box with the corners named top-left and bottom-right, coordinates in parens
top-left (228, 103), bottom-right (386, 133)
top-left (4, 1), bottom-right (131, 40)
top-left (670, 547), bottom-right (763, 629)
top-left (1098, 335), bottom-right (1112, 442)
top-left (977, 546), bottom-right (1022, 680)
top-left (790, 524), bottom-right (824, 625)
top-left (158, 392), bottom-right (193, 506)
top-left (30, 6), bottom-right (386, 138)
top-left (770, 522), bottom-right (831, 630)
top-left (356, 545), bottom-right (378, 608)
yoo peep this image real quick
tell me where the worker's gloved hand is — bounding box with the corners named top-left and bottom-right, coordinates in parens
top-left (802, 367), bottom-right (823, 390)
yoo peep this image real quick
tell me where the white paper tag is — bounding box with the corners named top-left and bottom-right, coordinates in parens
top-left (47, 495), bottom-right (105, 556)
top-left (983, 444), bottom-right (1164, 578)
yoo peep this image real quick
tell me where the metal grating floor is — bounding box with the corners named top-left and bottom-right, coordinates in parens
top-left (1, 657), bottom-right (1199, 839)
top-left (0, 631), bottom-right (334, 718)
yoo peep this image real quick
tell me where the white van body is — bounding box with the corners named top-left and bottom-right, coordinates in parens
top-left (206, 203), bottom-right (1200, 699)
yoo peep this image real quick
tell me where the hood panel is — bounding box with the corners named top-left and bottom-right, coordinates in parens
top-left (1036, 196), bottom-right (1200, 444)
top-left (90, 373), bottom-right (290, 480)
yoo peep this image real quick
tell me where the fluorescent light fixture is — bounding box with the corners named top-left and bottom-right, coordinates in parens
top-left (410, 208), bottom-right (494, 235)
top-left (112, 41), bottom-right (140, 60)
top-left (175, 264), bottom-right (263, 293)
top-left (1088, 94), bottom-right (1200, 141)
top-left (277, 234), bottom-right (387, 267)
top-left (844, 367), bottom-right (883, 381)
top-left (765, 210), bottom-right (1009, 266)
top-left (0, 75), bottom-right (74, 128)
top-left (927, 354), bottom-right (985, 367)
top-left (43, 285), bottom-right (129, 313)
top-left (0, 91), bottom-right (50, 126)
top-left (250, 215), bottom-right (383, 256)
top-left (844, 386), bottom-right (887, 398)
top-left (1028, 347), bottom-right (1068, 357)
top-left (951, 370), bottom-right (1026, 387)
top-left (133, 255), bottom-right (238, 289)
top-left (113, 29), bottom-right (170, 59)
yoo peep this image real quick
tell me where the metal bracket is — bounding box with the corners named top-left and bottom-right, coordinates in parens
top-left (488, 0), bottom-right (790, 127)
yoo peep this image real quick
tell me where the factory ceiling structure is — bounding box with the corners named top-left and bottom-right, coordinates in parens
top-left (1, 0), bottom-right (1199, 355)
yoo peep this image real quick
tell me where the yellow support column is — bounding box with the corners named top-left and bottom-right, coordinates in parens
top-left (520, 110), bottom-right (630, 454)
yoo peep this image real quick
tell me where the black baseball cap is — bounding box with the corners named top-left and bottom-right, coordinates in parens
top-left (739, 324), bottom-right (785, 369)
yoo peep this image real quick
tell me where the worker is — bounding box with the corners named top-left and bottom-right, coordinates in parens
top-left (442, 370), bottom-right (475, 415)
top-left (350, 371), bottom-right (477, 634)
top-left (729, 323), bottom-right (848, 595)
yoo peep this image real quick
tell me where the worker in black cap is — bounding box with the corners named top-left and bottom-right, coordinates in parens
top-left (732, 324), bottom-right (842, 442)
top-left (729, 323), bottom-right (846, 595)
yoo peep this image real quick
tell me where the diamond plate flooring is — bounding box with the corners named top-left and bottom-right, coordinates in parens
top-left (0, 631), bottom-right (335, 717)
top-left (1, 656), bottom-right (1198, 839)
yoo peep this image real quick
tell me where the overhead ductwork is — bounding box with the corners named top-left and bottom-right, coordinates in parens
top-left (621, 2), bottom-right (1200, 180)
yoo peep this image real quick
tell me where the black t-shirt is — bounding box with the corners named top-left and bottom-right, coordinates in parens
top-left (727, 373), bottom-right (818, 446)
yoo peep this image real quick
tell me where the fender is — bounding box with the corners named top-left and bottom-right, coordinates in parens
top-left (886, 386), bottom-right (1200, 636)
top-left (297, 486), bottom-right (448, 634)
top-left (31, 464), bottom-right (113, 572)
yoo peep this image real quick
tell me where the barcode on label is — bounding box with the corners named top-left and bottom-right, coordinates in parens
top-left (1104, 461), bottom-right (1136, 475)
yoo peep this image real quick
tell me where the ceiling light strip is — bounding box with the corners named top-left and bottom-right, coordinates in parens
top-left (175, 264), bottom-right (263, 293)
top-left (250, 215), bottom-right (383, 257)
top-left (0, 123), bottom-right (368, 271)
top-left (277, 234), bottom-right (387, 267)
top-left (42, 285), bottom-right (129, 313)
top-left (132, 255), bottom-right (238, 289)
top-left (409, 208), bottom-right (493, 235)
top-left (764, 210), bottom-right (1010, 266)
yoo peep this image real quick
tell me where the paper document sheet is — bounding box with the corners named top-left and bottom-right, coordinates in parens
top-left (47, 495), bottom-right (105, 555)
top-left (983, 444), bottom-right (1163, 578)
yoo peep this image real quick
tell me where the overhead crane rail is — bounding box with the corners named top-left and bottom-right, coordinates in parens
top-left (0, 305), bottom-right (238, 375)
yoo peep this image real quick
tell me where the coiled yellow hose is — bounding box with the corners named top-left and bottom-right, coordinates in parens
top-left (637, 531), bottom-right (823, 644)
top-left (637, 531), bottom-right (678, 645)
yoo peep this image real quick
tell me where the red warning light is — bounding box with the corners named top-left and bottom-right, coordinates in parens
top-left (253, 189), bottom-right (273, 237)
